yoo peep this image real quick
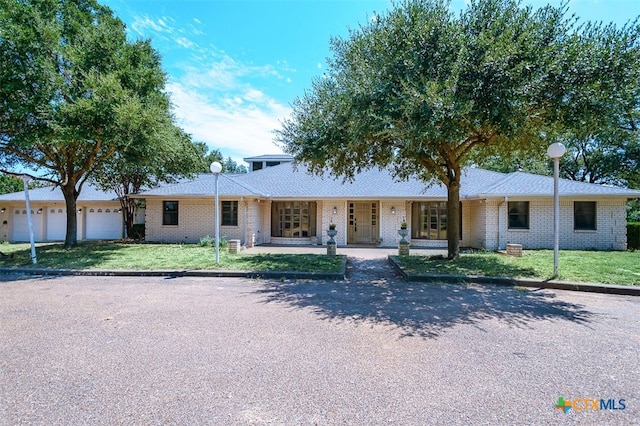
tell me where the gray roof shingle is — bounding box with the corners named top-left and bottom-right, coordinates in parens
top-left (0, 184), bottom-right (119, 202)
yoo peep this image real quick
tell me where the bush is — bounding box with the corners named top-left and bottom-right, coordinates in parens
top-left (628, 222), bottom-right (640, 250)
top-left (129, 224), bottom-right (145, 240)
top-left (199, 235), bottom-right (228, 248)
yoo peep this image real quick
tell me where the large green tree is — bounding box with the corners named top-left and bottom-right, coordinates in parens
top-left (276, 0), bottom-right (640, 258)
top-left (90, 40), bottom-right (204, 238)
top-left (0, 0), bottom-right (174, 247)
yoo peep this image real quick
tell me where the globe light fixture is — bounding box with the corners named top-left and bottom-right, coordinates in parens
top-left (210, 162), bottom-right (223, 264)
top-left (546, 142), bottom-right (566, 277)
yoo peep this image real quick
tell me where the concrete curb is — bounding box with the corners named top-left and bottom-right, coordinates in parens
top-left (387, 256), bottom-right (640, 296)
top-left (0, 255), bottom-right (348, 281)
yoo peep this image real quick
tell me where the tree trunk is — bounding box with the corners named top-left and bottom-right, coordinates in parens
top-left (61, 183), bottom-right (79, 248)
top-left (446, 177), bottom-right (461, 260)
top-left (119, 195), bottom-right (136, 238)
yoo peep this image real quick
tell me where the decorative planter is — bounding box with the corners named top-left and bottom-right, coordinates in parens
top-left (398, 228), bottom-right (409, 256)
top-left (327, 228), bottom-right (337, 255)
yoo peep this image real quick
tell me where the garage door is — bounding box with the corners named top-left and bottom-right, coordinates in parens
top-left (11, 208), bottom-right (43, 242)
top-left (46, 208), bottom-right (66, 241)
top-left (85, 207), bottom-right (123, 240)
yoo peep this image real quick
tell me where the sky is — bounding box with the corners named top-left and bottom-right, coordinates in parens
top-left (101, 0), bottom-right (639, 166)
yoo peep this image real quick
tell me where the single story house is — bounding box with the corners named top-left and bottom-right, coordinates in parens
top-left (2, 155), bottom-right (639, 251)
top-left (135, 156), bottom-right (640, 251)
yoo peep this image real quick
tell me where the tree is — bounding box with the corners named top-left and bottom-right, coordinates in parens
top-left (548, 18), bottom-right (640, 187)
top-left (89, 38), bottom-right (204, 238)
top-left (276, 0), bottom-right (640, 258)
top-left (0, 0), bottom-right (172, 247)
top-left (223, 157), bottom-right (248, 174)
top-left (0, 173), bottom-right (23, 194)
top-left (200, 146), bottom-right (224, 172)
top-left (198, 147), bottom-right (248, 173)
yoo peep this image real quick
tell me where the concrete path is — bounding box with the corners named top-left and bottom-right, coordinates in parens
top-left (246, 244), bottom-right (448, 259)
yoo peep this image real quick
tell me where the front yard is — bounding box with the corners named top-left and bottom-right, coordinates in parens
top-left (393, 250), bottom-right (640, 285)
top-left (0, 242), bottom-right (344, 274)
top-left (1, 242), bottom-right (638, 285)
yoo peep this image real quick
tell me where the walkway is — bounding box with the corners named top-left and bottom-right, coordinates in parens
top-left (246, 244), bottom-right (447, 259)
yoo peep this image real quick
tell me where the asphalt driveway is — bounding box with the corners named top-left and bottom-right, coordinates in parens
top-left (1, 259), bottom-right (638, 425)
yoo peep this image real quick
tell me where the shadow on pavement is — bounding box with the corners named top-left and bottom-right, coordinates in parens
top-left (255, 258), bottom-right (594, 339)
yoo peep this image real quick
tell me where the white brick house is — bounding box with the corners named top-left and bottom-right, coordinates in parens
top-left (2, 157), bottom-right (638, 250)
top-left (135, 157), bottom-right (640, 251)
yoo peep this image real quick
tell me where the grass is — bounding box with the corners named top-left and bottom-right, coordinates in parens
top-left (0, 242), bottom-right (344, 274)
top-left (393, 250), bottom-right (640, 285)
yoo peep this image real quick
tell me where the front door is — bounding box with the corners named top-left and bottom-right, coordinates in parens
top-left (348, 202), bottom-right (378, 244)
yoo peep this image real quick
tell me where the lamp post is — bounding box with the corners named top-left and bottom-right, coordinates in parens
top-left (546, 142), bottom-right (566, 278)
top-left (22, 175), bottom-right (37, 264)
top-left (210, 162), bottom-right (223, 264)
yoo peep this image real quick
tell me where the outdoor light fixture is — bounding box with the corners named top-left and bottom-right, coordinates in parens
top-left (37, 208), bottom-right (42, 214)
top-left (0, 208), bottom-right (5, 213)
top-left (547, 142), bottom-right (566, 278)
top-left (333, 206), bottom-right (338, 215)
top-left (391, 206), bottom-right (396, 215)
top-left (210, 161), bottom-right (223, 264)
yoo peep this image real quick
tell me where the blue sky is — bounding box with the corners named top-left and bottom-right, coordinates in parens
top-left (101, 0), bottom-right (639, 165)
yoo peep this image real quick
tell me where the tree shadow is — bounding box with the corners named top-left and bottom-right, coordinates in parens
top-left (254, 258), bottom-right (594, 339)
top-left (0, 242), bottom-right (126, 269)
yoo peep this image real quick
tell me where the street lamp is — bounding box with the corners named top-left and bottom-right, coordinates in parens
top-left (210, 161), bottom-right (223, 264)
top-left (547, 142), bottom-right (566, 278)
top-left (22, 175), bottom-right (37, 264)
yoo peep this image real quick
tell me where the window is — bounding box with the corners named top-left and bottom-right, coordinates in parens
top-left (271, 201), bottom-right (317, 238)
top-left (411, 202), bottom-right (447, 240)
top-left (508, 201), bottom-right (529, 229)
top-left (222, 201), bottom-right (238, 226)
top-left (574, 201), bottom-right (596, 230)
top-left (163, 201), bottom-right (178, 225)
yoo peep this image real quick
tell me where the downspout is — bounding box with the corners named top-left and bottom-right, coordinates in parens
top-left (498, 196), bottom-right (508, 250)
top-left (243, 197), bottom-right (249, 247)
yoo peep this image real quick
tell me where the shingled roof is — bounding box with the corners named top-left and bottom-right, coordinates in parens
top-left (135, 162), bottom-right (640, 199)
top-left (0, 184), bottom-right (119, 202)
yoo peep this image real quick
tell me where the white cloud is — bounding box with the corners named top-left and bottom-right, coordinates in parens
top-left (128, 12), bottom-right (293, 163)
top-left (166, 81), bottom-right (290, 161)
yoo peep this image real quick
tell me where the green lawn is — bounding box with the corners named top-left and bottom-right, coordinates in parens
top-left (393, 250), bottom-right (640, 285)
top-left (0, 242), bottom-right (344, 273)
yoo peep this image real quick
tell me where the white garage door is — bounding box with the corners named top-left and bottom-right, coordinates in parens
top-left (85, 207), bottom-right (123, 240)
top-left (46, 208), bottom-right (67, 241)
top-left (11, 209), bottom-right (43, 242)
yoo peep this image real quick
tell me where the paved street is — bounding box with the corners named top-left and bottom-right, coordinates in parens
top-left (1, 258), bottom-right (638, 425)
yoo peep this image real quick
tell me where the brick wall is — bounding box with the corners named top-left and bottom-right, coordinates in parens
top-left (494, 197), bottom-right (627, 251)
top-left (145, 198), bottom-right (246, 244)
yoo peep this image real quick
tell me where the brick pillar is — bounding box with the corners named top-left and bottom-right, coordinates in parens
top-left (398, 241), bottom-right (410, 256)
top-left (506, 243), bottom-right (522, 257)
top-left (327, 242), bottom-right (336, 256)
top-left (228, 239), bottom-right (241, 254)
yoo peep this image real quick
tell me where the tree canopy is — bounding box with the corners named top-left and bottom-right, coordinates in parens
top-left (0, 0), bottom-right (193, 247)
top-left (276, 0), bottom-right (640, 258)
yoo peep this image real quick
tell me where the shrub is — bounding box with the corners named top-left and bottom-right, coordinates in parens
top-left (199, 235), bottom-right (228, 248)
top-left (628, 222), bottom-right (640, 250)
top-left (129, 224), bottom-right (145, 240)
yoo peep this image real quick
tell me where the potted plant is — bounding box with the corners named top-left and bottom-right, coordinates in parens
top-left (398, 220), bottom-right (409, 242)
top-left (327, 223), bottom-right (338, 241)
